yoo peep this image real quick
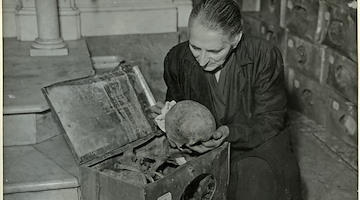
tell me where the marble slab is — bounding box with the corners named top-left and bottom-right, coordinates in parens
top-left (4, 39), bottom-right (90, 57)
top-left (4, 145), bottom-right (79, 194)
top-left (33, 134), bottom-right (80, 178)
top-left (4, 39), bottom-right (94, 114)
top-left (30, 47), bottom-right (69, 57)
top-left (35, 110), bottom-right (63, 143)
top-left (3, 110), bottom-right (62, 146)
top-left (3, 114), bottom-right (37, 146)
top-left (4, 188), bottom-right (80, 200)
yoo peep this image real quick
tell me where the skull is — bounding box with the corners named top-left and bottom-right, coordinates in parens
top-left (165, 100), bottom-right (216, 149)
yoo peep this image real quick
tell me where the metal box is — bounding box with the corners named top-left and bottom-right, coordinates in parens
top-left (42, 65), bottom-right (230, 200)
top-left (285, 0), bottom-right (357, 61)
top-left (323, 47), bottom-right (358, 104)
top-left (258, 0), bottom-right (283, 25)
top-left (242, 13), bottom-right (288, 56)
top-left (287, 67), bottom-right (358, 145)
top-left (286, 68), bottom-right (328, 126)
top-left (242, 13), bottom-right (262, 37)
top-left (284, 0), bottom-right (324, 42)
top-left (285, 32), bottom-right (327, 83)
top-left (326, 90), bottom-right (358, 146)
top-left (320, 0), bottom-right (357, 62)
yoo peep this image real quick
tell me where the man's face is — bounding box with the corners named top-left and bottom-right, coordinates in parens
top-left (189, 22), bottom-right (234, 72)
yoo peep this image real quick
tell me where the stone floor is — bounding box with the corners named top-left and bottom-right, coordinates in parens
top-left (289, 111), bottom-right (357, 200)
top-left (3, 36), bottom-right (358, 200)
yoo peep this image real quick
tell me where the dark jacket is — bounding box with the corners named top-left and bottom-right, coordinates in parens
top-left (164, 34), bottom-right (287, 148)
top-left (163, 34), bottom-right (302, 199)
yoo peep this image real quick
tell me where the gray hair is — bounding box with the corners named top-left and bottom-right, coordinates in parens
top-left (188, 0), bottom-right (243, 40)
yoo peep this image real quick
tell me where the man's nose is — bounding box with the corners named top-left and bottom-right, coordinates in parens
top-left (198, 50), bottom-right (209, 67)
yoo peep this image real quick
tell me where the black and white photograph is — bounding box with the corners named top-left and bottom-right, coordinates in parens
top-left (2, 0), bottom-right (358, 199)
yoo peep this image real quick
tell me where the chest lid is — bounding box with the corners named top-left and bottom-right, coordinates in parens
top-left (42, 65), bottom-right (157, 166)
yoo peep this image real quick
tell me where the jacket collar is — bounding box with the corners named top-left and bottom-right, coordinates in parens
top-left (183, 34), bottom-right (253, 67)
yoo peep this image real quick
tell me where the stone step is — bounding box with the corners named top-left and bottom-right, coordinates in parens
top-left (4, 135), bottom-right (81, 200)
top-left (4, 111), bottom-right (62, 146)
top-left (3, 38), bottom-right (94, 146)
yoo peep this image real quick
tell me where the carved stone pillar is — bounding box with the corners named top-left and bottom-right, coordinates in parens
top-left (30, 0), bottom-right (68, 56)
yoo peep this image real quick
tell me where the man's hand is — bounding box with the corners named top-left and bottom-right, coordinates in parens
top-left (147, 101), bottom-right (164, 119)
top-left (187, 125), bottom-right (229, 154)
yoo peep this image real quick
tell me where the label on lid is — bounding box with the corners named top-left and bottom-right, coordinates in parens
top-left (42, 66), bottom-right (155, 165)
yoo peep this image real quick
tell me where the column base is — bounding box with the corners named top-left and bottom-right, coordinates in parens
top-left (32, 37), bottom-right (67, 49)
top-left (30, 37), bottom-right (69, 56)
top-left (30, 47), bottom-right (69, 56)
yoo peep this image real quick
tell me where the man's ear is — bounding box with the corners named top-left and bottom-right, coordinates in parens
top-left (231, 32), bottom-right (242, 48)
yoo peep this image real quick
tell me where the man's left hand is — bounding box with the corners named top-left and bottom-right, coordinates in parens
top-left (187, 125), bottom-right (229, 154)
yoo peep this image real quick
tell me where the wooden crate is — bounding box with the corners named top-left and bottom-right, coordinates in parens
top-left (42, 65), bottom-right (230, 200)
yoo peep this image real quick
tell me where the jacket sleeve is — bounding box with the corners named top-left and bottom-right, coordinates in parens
top-left (225, 47), bottom-right (287, 149)
top-left (163, 49), bottom-right (185, 102)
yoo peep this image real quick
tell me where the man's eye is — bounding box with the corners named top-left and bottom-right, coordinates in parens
top-left (208, 50), bottom-right (220, 53)
top-left (192, 46), bottom-right (200, 50)
top-left (187, 141), bottom-right (202, 147)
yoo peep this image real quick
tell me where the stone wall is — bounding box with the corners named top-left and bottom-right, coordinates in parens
top-left (3, 0), bottom-right (192, 41)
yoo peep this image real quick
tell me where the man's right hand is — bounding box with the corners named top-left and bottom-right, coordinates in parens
top-left (147, 101), bottom-right (165, 119)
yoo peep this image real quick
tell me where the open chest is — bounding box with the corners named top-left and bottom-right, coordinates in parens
top-left (42, 64), bottom-right (230, 200)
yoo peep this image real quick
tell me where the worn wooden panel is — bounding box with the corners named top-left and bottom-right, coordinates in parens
top-left (323, 47), bottom-right (357, 104)
top-left (287, 68), bottom-right (328, 126)
top-left (285, 33), bottom-right (326, 83)
top-left (43, 68), bottom-right (155, 165)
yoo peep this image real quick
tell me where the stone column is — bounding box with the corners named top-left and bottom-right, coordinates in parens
top-left (30, 0), bottom-right (68, 56)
